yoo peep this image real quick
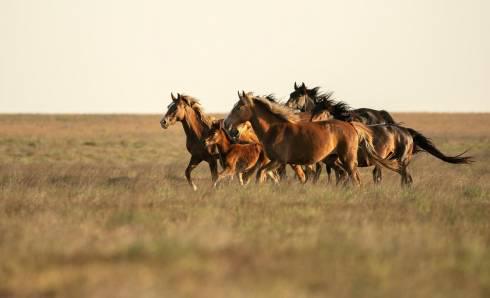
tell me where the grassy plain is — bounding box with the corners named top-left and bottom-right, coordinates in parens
top-left (0, 113), bottom-right (489, 298)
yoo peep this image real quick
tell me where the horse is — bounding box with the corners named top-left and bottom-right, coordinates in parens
top-left (204, 121), bottom-right (276, 187)
top-left (330, 124), bottom-right (473, 186)
top-left (262, 95), bottom-right (327, 183)
top-left (230, 118), bottom-right (311, 184)
top-left (160, 93), bottom-right (219, 190)
top-left (224, 91), bottom-right (399, 186)
top-left (287, 83), bottom-right (398, 183)
top-left (286, 82), bottom-right (395, 124)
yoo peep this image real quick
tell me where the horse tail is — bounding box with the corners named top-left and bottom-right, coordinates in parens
top-left (351, 122), bottom-right (401, 173)
top-left (379, 110), bottom-right (396, 124)
top-left (407, 128), bottom-right (473, 164)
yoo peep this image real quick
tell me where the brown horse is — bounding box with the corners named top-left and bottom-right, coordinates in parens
top-left (262, 95), bottom-right (327, 183)
top-left (231, 116), bottom-right (310, 183)
top-left (224, 91), bottom-right (398, 185)
top-left (204, 121), bottom-right (274, 187)
top-left (160, 93), bottom-right (219, 190)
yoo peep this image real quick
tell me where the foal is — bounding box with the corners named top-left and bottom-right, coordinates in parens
top-left (205, 121), bottom-right (271, 187)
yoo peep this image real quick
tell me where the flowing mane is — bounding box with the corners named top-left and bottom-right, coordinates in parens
top-left (253, 94), bottom-right (300, 123)
top-left (307, 87), bottom-right (335, 104)
top-left (307, 87), bottom-right (353, 121)
top-left (180, 95), bottom-right (213, 128)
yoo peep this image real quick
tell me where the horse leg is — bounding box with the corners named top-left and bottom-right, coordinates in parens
top-left (304, 165), bottom-right (315, 183)
top-left (207, 157), bottom-right (219, 183)
top-left (242, 161), bottom-right (261, 186)
top-left (256, 160), bottom-right (282, 184)
top-left (238, 172), bottom-right (245, 186)
top-left (267, 171), bottom-right (280, 183)
top-left (214, 166), bottom-right (235, 188)
top-left (325, 165), bottom-right (331, 184)
top-left (333, 160), bottom-right (347, 186)
top-left (185, 156), bottom-right (203, 191)
top-left (291, 164), bottom-right (307, 184)
top-left (339, 153), bottom-right (360, 187)
top-left (313, 163), bottom-right (322, 184)
top-left (400, 164), bottom-right (413, 187)
top-left (277, 164), bottom-right (287, 181)
top-left (372, 166), bottom-right (382, 184)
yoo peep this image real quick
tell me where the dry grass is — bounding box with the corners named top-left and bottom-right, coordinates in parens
top-left (0, 113), bottom-right (489, 298)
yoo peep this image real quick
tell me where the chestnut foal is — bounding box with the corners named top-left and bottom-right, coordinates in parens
top-left (205, 121), bottom-right (276, 187)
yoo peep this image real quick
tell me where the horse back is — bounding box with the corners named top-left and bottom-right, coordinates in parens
top-left (263, 120), bottom-right (358, 164)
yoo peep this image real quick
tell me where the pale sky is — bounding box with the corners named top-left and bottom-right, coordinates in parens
top-left (0, 0), bottom-right (489, 113)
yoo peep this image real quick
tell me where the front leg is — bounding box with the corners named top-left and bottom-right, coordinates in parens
top-left (186, 156), bottom-right (203, 191)
top-left (256, 160), bottom-right (282, 184)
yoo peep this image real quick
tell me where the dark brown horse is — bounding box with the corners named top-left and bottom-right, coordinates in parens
top-left (333, 124), bottom-right (473, 186)
top-left (160, 93), bottom-right (219, 190)
top-left (225, 91), bottom-right (399, 185)
top-left (287, 82), bottom-right (395, 124)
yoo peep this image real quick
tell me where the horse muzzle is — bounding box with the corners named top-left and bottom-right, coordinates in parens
top-left (160, 120), bottom-right (169, 129)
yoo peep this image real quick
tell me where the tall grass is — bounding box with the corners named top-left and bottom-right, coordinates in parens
top-left (0, 114), bottom-right (489, 298)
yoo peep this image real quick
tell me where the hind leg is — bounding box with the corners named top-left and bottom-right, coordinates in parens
top-left (372, 166), bottom-right (382, 184)
top-left (238, 172), bottom-right (245, 186)
top-left (304, 165), bottom-right (317, 183)
top-left (400, 164), bottom-right (413, 187)
top-left (313, 163), bottom-right (322, 184)
top-left (333, 160), bottom-right (348, 185)
top-left (213, 167), bottom-right (236, 188)
top-left (338, 154), bottom-right (361, 187)
top-left (325, 165), bottom-right (332, 183)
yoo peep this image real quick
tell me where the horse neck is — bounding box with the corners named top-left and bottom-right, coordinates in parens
top-left (303, 96), bottom-right (316, 112)
top-left (248, 104), bottom-right (286, 140)
top-left (181, 107), bottom-right (207, 140)
top-left (215, 130), bottom-right (232, 154)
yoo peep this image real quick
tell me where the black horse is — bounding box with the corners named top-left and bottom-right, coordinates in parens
top-left (286, 82), bottom-right (395, 125)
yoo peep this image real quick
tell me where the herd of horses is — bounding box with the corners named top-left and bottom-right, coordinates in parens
top-left (160, 83), bottom-right (473, 190)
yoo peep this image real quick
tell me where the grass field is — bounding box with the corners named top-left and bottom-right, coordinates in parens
top-left (1, 113), bottom-right (489, 298)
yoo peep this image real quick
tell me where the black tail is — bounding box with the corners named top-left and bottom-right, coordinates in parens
top-left (407, 128), bottom-right (473, 164)
top-left (379, 110), bottom-right (395, 124)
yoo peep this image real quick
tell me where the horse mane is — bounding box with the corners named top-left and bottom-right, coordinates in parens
top-left (254, 95), bottom-right (300, 123)
top-left (264, 94), bottom-right (279, 103)
top-left (180, 95), bottom-right (213, 128)
top-left (310, 89), bottom-right (353, 121)
top-left (307, 86), bottom-right (335, 104)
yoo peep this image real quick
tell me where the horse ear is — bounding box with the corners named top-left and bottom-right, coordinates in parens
top-left (301, 83), bottom-right (307, 94)
top-left (171, 92), bottom-right (177, 101)
top-left (239, 91), bottom-right (250, 105)
top-left (237, 90), bottom-right (242, 99)
top-left (211, 119), bottom-right (220, 129)
top-left (294, 82), bottom-right (298, 90)
top-left (240, 91), bottom-right (252, 106)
